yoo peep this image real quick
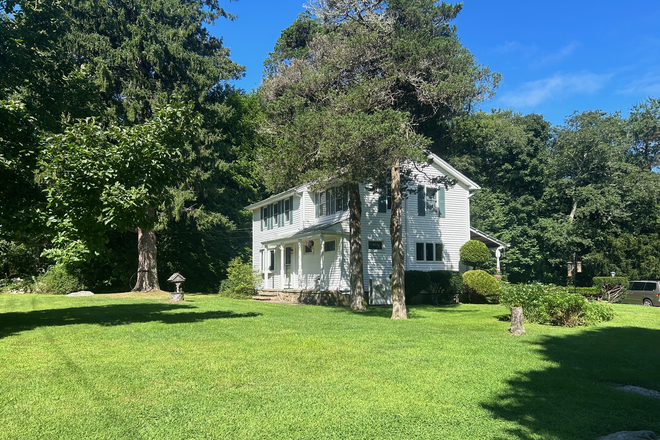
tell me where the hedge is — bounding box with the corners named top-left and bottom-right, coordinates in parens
top-left (462, 270), bottom-right (500, 304)
top-left (459, 240), bottom-right (491, 269)
top-left (405, 270), bottom-right (463, 305)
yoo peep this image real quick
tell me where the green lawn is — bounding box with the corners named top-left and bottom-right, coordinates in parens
top-left (1, 293), bottom-right (659, 439)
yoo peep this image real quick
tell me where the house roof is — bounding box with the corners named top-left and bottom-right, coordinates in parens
top-left (245, 154), bottom-right (480, 211)
top-left (261, 220), bottom-right (347, 245)
top-left (470, 227), bottom-right (509, 248)
top-left (244, 185), bottom-right (306, 211)
top-left (427, 153), bottom-right (481, 191)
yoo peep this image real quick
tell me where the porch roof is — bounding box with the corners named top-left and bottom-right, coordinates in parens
top-left (470, 227), bottom-right (509, 249)
top-left (261, 220), bottom-right (347, 245)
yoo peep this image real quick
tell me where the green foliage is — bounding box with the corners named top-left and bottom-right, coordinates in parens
top-left (428, 270), bottom-right (464, 302)
top-left (462, 270), bottom-right (500, 303)
top-left (460, 240), bottom-right (491, 270)
top-left (33, 265), bottom-right (84, 295)
top-left (593, 277), bottom-right (629, 290)
top-left (404, 270), bottom-right (463, 304)
top-left (218, 258), bottom-right (260, 299)
top-left (404, 271), bottom-right (430, 302)
top-left (39, 103), bottom-right (201, 263)
top-left (499, 283), bottom-right (615, 327)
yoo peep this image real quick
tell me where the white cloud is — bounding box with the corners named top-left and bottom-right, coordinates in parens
top-left (619, 71), bottom-right (660, 96)
top-left (538, 41), bottom-right (581, 66)
top-left (499, 72), bottom-right (612, 108)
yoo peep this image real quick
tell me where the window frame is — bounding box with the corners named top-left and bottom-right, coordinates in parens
top-left (368, 240), bottom-right (384, 251)
top-left (323, 240), bottom-right (336, 252)
top-left (415, 242), bottom-right (444, 262)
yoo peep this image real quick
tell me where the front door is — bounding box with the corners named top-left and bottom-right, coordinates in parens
top-left (285, 247), bottom-right (293, 288)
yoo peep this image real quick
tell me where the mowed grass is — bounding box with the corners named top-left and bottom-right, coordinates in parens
top-left (1, 293), bottom-right (659, 440)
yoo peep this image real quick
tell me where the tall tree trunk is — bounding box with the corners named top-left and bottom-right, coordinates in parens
top-left (569, 199), bottom-right (578, 223)
top-left (349, 182), bottom-right (367, 310)
top-left (390, 160), bottom-right (407, 320)
top-left (134, 227), bottom-right (160, 291)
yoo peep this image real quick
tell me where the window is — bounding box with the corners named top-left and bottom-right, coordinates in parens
top-left (316, 187), bottom-right (348, 217)
top-left (416, 242), bottom-right (443, 261)
top-left (378, 186), bottom-right (391, 213)
top-left (305, 240), bottom-right (314, 253)
top-left (273, 202), bottom-right (279, 227)
top-left (368, 241), bottom-right (383, 250)
top-left (268, 250), bottom-right (275, 271)
top-left (323, 240), bottom-right (336, 252)
top-left (417, 185), bottom-right (445, 218)
top-left (284, 198), bottom-right (290, 223)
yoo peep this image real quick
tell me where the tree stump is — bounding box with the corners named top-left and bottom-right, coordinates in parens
top-left (510, 307), bottom-right (526, 336)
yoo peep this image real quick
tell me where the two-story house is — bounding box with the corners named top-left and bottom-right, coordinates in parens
top-left (245, 153), bottom-right (504, 305)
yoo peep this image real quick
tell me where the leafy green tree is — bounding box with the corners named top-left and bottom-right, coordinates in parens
top-left (628, 97), bottom-right (660, 170)
top-left (39, 104), bottom-right (201, 290)
top-left (52, 0), bottom-right (249, 290)
top-left (261, 0), bottom-right (498, 317)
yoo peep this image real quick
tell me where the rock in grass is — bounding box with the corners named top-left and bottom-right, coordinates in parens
top-left (66, 291), bottom-right (94, 297)
top-left (599, 431), bottom-right (657, 440)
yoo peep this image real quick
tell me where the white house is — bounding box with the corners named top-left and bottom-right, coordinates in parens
top-left (245, 153), bottom-right (503, 305)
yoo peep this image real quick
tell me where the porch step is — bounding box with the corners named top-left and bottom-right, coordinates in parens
top-left (252, 291), bottom-right (279, 302)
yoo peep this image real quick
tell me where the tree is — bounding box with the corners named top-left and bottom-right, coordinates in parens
top-left (39, 104), bottom-right (201, 290)
top-left (262, 0), bottom-right (498, 318)
top-left (628, 97), bottom-right (660, 170)
top-left (53, 0), bottom-right (246, 290)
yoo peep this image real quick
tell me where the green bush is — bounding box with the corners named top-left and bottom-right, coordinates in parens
top-left (593, 276), bottom-right (628, 291)
top-left (462, 270), bottom-right (500, 304)
top-left (33, 265), bottom-right (85, 295)
top-left (499, 283), bottom-right (615, 327)
top-left (218, 258), bottom-right (261, 299)
top-left (459, 240), bottom-right (491, 270)
top-left (428, 270), bottom-right (463, 303)
top-left (404, 270), bottom-right (431, 304)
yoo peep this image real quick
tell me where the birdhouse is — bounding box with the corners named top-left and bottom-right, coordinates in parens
top-left (167, 272), bottom-right (186, 301)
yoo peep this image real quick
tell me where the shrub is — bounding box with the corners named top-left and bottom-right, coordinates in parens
top-left (593, 276), bottom-right (628, 291)
top-left (405, 271), bottom-right (431, 297)
top-left (459, 240), bottom-right (491, 270)
top-left (499, 282), bottom-right (615, 327)
top-left (218, 258), bottom-right (261, 298)
top-left (428, 271), bottom-right (463, 303)
top-left (33, 265), bottom-right (85, 295)
top-left (462, 270), bottom-right (500, 304)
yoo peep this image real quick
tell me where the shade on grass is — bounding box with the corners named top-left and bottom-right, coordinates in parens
top-left (1, 293), bottom-right (659, 439)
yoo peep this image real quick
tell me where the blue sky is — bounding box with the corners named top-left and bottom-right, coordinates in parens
top-left (211, 1), bottom-right (660, 126)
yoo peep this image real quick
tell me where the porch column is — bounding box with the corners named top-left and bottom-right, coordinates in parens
top-left (496, 246), bottom-right (504, 273)
top-left (280, 244), bottom-right (285, 289)
top-left (319, 235), bottom-right (325, 291)
top-left (297, 240), bottom-right (303, 289)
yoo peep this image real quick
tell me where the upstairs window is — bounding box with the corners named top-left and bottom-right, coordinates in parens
top-left (417, 185), bottom-right (445, 218)
top-left (316, 187), bottom-right (348, 217)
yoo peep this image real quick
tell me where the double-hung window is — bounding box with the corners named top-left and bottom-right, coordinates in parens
top-left (316, 187), bottom-right (348, 217)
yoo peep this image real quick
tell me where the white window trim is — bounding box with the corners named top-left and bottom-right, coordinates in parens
top-left (415, 242), bottom-right (444, 262)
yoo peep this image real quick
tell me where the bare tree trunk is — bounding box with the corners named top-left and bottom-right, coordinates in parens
top-left (349, 182), bottom-right (367, 310)
top-left (134, 227), bottom-right (160, 291)
top-left (569, 199), bottom-right (577, 223)
top-left (390, 160), bottom-right (407, 320)
top-left (510, 307), bottom-right (526, 336)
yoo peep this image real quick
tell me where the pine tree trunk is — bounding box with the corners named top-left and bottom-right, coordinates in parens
top-left (134, 227), bottom-right (160, 291)
top-left (510, 307), bottom-right (526, 336)
top-left (390, 160), bottom-right (407, 320)
top-left (349, 182), bottom-right (367, 310)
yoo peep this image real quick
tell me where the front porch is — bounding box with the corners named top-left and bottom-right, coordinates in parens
top-left (258, 221), bottom-right (350, 292)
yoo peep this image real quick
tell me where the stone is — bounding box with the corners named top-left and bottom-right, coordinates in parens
top-left (616, 385), bottom-right (660, 399)
top-left (66, 291), bottom-right (94, 297)
top-left (599, 431), bottom-right (657, 440)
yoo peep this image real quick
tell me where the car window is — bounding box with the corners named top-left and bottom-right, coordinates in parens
top-left (643, 282), bottom-right (658, 291)
top-left (631, 281), bottom-right (645, 290)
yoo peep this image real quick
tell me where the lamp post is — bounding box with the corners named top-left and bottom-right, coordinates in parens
top-left (567, 253), bottom-right (582, 292)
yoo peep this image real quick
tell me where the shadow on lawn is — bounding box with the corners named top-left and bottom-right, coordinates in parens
top-left (0, 303), bottom-right (261, 339)
top-left (483, 326), bottom-right (660, 440)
